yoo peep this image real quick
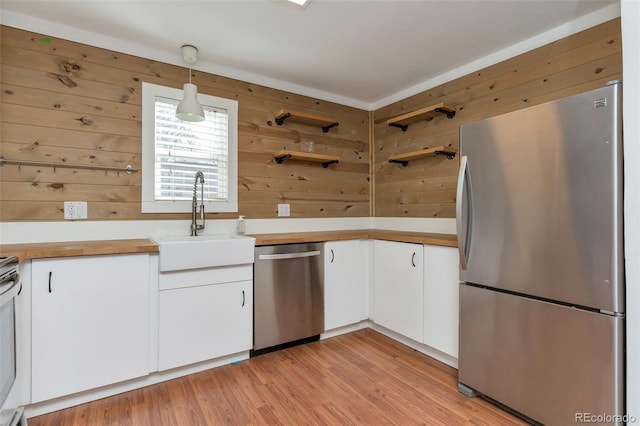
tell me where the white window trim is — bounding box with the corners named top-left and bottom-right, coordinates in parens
top-left (141, 82), bottom-right (238, 213)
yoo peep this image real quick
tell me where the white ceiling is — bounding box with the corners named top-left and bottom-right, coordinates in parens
top-left (0, 0), bottom-right (620, 110)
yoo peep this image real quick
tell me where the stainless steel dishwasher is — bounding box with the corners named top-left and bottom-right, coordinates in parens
top-left (253, 243), bottom-right (324, 354)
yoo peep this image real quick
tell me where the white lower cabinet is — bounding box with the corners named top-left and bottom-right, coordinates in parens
top-left (26, 235), bottom-right (458, 409)
top-left (31, 254), bottom-right (150, 403)
top-left (158, 266), bottom-right (252, 371)
top-left (372, 240), bottom-right (423, 342)
top-left (324, 240), bottom-right (366, 330)
top-left (423, 246), bottom-right (460, 358)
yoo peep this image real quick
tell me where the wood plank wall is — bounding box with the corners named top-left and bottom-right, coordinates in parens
top-left (373, 18), bottom-right (622, 218)
top-left (0, 19), bottom-right (623, 223)
top-left (0, 26), bottom-right (370, 222)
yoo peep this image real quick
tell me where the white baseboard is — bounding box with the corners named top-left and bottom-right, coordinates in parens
top-left (25, 321), bottom-right (458, 418)
top-left (321, 320), bottom-right (370, 339)
top-left (322, 320), bottom-right (458, 368)
top-left (25, 351), bottom-right (250, 419)
top-left (369, 323), bottom-right (458, 369)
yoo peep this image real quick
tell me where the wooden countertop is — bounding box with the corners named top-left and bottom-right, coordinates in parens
top-left (249, 229), bottom-right (457, 247)
top-left (0, 239), bottom-right (159, 261)
top-left (0, 230), bottom-right (456, 261)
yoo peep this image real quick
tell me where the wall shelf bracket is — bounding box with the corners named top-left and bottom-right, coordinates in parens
top-left (274, 153), bottom-right (292, 164)
top-left (388, 159), bottom-right (410, 167)
top-left (388, 123), bottom-right (409, 132)
top-left (437, 150), bottom-right (457, 160)
top-left (321, 122), bottom-right (340, 133)
top-left (434, 107), bottom-right (456, 119)
top-left (274, 112), bottom-right (291, 126)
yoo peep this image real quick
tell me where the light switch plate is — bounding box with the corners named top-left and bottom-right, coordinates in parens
top-left (277, 203), bottom-right (290, 217)
top-left (64, 201), bottom-right (88, 220)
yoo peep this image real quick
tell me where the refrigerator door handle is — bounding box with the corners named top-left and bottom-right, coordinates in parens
top-left (456, 155), bottom-right (472, 269)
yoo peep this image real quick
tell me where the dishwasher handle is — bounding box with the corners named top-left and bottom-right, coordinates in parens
top-left (258, 250), bottom-right (321, 260)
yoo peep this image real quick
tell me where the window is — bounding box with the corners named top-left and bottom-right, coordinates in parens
top-left (141, 82), bottom-right (238, 213)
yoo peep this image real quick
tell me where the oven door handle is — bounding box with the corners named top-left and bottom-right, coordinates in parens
top-left (258, 250), bottom-right (321, 260)
top-left (0, 279), bottom-right (20, 306)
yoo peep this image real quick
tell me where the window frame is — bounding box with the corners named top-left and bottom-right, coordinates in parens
top-left (141, 82), bottom-right (238, 213)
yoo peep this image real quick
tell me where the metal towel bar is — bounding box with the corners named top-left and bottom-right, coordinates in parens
top-left (0, 156), bottom-right (137, 174)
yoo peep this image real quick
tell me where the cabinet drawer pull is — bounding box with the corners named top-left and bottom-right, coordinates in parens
top-left (412, 252), bottom-right (416, 267)
top-left (242, 290), bottom-right (245, 307)
top-left (330, 249), bottom-right (335, 263)
top-left (48, 271), bottom-right (52, 293)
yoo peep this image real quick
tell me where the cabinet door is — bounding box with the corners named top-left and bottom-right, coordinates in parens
top-left (423, 246), bottom-right (459, 358)
top-left (324, 240), bottom-right (363, 330)
top-left (159, 280), bottom-right (252, 371)
top-left (31, 254), bottom-right (150, 403)
top-left (372, 240), bottom-right (423, 342)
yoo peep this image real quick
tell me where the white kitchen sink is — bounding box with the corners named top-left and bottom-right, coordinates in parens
top-left (152, 234), bottom-right (256, 272)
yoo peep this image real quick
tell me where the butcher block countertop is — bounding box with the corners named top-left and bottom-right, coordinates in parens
top-left (0, 230), bottom-right (456, 261)
top-left (250, 229), bottom-right (458, 247)
top-left (0, 239), bottom-right (159, 261)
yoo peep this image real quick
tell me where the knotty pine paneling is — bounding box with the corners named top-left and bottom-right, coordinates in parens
top-left (0, 19), bottom-right (623, 222)
top-left (0, 25), bottom-right (370, 221)
top-left (373, 18), bottom-right (622, 218)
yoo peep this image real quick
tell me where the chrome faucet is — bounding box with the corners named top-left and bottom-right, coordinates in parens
top-left (191, 171), bottom-right (205, 236)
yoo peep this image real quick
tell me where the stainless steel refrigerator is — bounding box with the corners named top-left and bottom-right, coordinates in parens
top-left (456, 81), bottom-right (624, 425)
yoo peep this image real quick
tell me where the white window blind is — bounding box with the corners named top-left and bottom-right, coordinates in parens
top-left (154, 97), bottom-right (229, 202)
top-left (141, 82), bottom-right (238, 213)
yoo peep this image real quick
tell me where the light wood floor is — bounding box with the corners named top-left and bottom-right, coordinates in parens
top-left (29, 329), bottom-right (528, 425)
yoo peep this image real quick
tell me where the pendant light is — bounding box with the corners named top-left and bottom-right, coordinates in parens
top-left (176, 45), bottom-right (205, 122)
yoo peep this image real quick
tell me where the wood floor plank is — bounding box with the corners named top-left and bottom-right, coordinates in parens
top-left (28, 329), bottom-right (528, 425)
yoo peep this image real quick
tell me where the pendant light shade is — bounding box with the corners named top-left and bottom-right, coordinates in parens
top-left (176, 82), bottom-right (205, 121)
top-left (176, 45), bottom-right (205, 122)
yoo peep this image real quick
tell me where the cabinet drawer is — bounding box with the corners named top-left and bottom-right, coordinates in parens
top-left (158, 264), bottom-right (252, 290)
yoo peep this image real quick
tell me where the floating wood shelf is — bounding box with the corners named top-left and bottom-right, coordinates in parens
top-left (274, 109), bottom-right (339, 133)
top-left (388, 146), bottom-right (457, 167)
top-left (386, 103), bottom-right (456, 132)
top-left (273, 150), bottom-right (339, 168)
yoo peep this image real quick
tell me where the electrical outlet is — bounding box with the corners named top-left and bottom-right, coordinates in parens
top-left (64, 201), bottom-right (88, 220)
top-left (277, 203), bottom-right (290, 217)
